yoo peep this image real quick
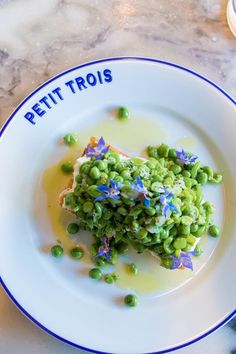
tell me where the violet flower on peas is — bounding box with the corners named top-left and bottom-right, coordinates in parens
top-left (94, 237), bottom-right (111, 261)
top-left (86, 137), bottom-right (109, 160)
top-left (170, 251), bottom-right (198, 271)
top-left (158, 187), bottom-right (178, 217)
top-left (176, 149), bottom-right (198, 165)
top-left (95, 180), bottom-right (121, 201)
top-left (130, 176), bottom-right (150, 207)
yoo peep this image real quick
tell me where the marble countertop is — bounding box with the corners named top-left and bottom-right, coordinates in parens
top-left (0, 0), bottom-right (236, 353)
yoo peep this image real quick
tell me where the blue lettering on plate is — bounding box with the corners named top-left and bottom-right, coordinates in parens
top-left (23, 69), bottom-right (113, 125)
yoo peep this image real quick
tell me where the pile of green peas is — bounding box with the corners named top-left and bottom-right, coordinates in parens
top-left (64, 143), bottom-right (222, 268)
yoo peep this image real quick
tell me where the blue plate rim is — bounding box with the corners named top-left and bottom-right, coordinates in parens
top-left (0, 56), bottom-right (236, 354)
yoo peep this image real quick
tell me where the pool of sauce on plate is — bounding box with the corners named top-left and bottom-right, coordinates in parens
top-left (42, 115), bottom-right (201, 294)
top-left (175, 137), bottom-right (197, 149)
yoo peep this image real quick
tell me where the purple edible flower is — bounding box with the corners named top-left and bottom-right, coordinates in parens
top-left (176, 149), bottom-right (198, 165)
top-left (95, 180), bottom-right (121, 201)
top-left (170, 251), bottom-right (198, 271)
top-left (86, 137), bottom-right (109, 160)
top-left (130, 176), bottom-right (150, 207)
top-left (94, 236), bottom-right (111, 261)
top-left (158, 187), bottom-right (178, 217)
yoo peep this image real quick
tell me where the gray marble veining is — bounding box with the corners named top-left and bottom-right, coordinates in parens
top-left (0, 0), bottom-right (235, 353)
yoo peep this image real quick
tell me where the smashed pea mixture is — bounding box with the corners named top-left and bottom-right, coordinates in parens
top-left (63, 137), bottom-right (222, 272)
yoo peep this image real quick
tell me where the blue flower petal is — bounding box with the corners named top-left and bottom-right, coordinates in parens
top-left (170, 256), bottom-right (181, 269)
top-left (101, 145), bottom-right (109, 154)
top-left (97, 136), bottom-right (105, 149)
top-left (97, 185), bottom-right (110, 192)
top-left (110, 180), bottom-right (116, 189)
top-left (163, 204), bottom-right (170, 218)
top-left (95, 153), bottom-right (103, 160)
top-left (94, 248), bottom-right (106, 258)
top-left (94, 195), bottom-right (109, 201)
top-left (169, 202), bottom-right (178, 213)
top-left (143, 197), bottom-right (150, 207)
top-left (112, 195), bottom-right (120, 200)
top-left (181, 257), bottom-right (193, 271)
top-left (166, 192), bottom-right (174, 200)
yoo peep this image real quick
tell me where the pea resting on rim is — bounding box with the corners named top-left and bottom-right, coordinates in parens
top-left (124, 294), bottom-right (138, 307)
top-left (51, 245), bottom-right (63, 258)
top-left (63, 132), bottom-right (79, 146)
top-left (118, 106), bottom-right (129, 121)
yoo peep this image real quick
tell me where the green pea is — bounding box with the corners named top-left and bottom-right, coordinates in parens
top-left (90, 166), bottom-right (101, 180)
top-left (168, 148), bottom-right (176, 158)
top-left (158, 144), bottom-right (169, 157)
top-left (136, 228), bottom-right (148, 239)
top-left (116, 241), bottom-right (128, 254)
top-left (145, 207), bottom-right (156, 216)
top-left (121, 170), bottom-right (131, 180)
top-left (203, 201), bottom-right (214, 215)
top-left (210, 173), bottom-right (223, 184)
top-left (51, 245), bottom-right (63, 258)
top-left (193, 225), bottom-right (206, 237)
top-left (104, 274), bottom-right (114, 284)
top-left (178, 224), bottom-right (190, 235)
top-left (196, 171), bottom-right (208, 185)
top-left (109, 171), bottom-right (118, 179)
top-left (118, 106), bottom-right (129, 121)
top-left (151, 181), bottom-right (161, 192)
top-left (202, 166), bottom-right (214, 179)
top-left (87, 185), bottom-right (101, 198)
top-left (95, 160), bottom-right (107, 171)
top-left (95, 258), bottom-right (107, 267)
top-left (173, 237), bottom-right (187, 250)
top-left (90, 244), bottom-right (99, 257)
top-left (63, 132), bottom-right (79, 145)
top-left (163, 236), bottom-right (174, 254)
top-left (181, 216), bottom-right (193, 225)
top-left (70, 246), bottom-right (84, 260)
top-left (174, 249), bottom-right (181, 257)
top-left (112, 273), bottom-right (119, 281)
top-left (160, 229), bottom-right (169, 240)
top-left (208, 225), bottom-right (220, 238)
top-left (147, 146), bottom-right (158, 158)
top-left (61, 162), bottom-right (74, 174)
top-left (190, 224), bottom-right (199, 233)
top-left (89, 268), bottom-right (102, 280)
top-left (186, 234), bottom-right (196, 245)
top-left (171, 164), bottom-right (182, 174)
top-left (80, 162), bottom-right (91, 174)
top-left (161, 257), bottom-right (173, 269)
top-left (114, 176), bottom-right (124, 183)
top-left (124, 294), bottom-right (138, 307)
top-left (67, 223), bottom-right (79, 234)
top-left (182, 170), bottom-right (191, 178)
top-left (117, 206), bottom-right (128, 215)
top-left (194, 243), bottom-right (202, 256)
top-left (83, 201), bottom-right (94, 213)
top-left (86, 176), bottom-right (95, 186)
top-left (129, 263), bottom-right (138, 275)
top-left (191, 161), bottom-right (201, 179)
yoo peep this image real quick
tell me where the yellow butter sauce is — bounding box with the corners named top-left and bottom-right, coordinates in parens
top-left (175, 136), bottom-right (197, 149)
top-left (115, 249), bottom-right (194, 295)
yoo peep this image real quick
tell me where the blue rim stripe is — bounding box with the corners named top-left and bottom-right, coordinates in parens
top-left (0, 57), bottom-right (236, 354)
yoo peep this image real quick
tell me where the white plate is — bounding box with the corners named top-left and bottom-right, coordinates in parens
top-left (0, 57), bottom-right (236, 354)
